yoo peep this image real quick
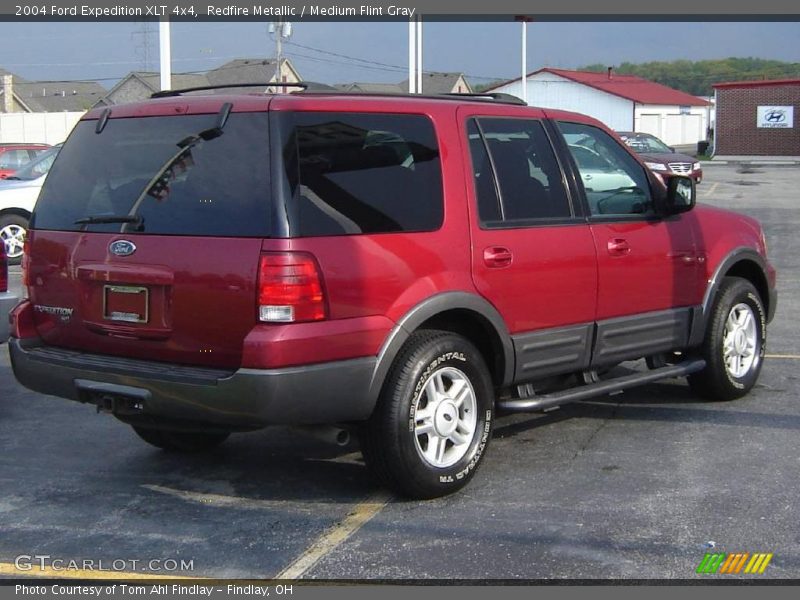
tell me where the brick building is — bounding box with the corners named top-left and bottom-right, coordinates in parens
top-left (713, 78), bottom-right (800, 157)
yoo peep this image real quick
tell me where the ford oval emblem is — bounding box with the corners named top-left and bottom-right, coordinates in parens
top-left (109, 240), bottom-right (136, 257)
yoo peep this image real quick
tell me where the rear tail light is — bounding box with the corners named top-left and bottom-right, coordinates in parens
top-left (10, 300), bottom-right (36, 339)
top-left (0, 240), bottom-right (7, 293)
top-left (21, 238), bottom-right (30, 288)
top-left (257, 252), bottom-right (327, 323)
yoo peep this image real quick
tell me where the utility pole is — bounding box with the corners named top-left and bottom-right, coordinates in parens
top-left (408, 17), bottom-right (416, 93)
top-left (270, 19), bottom-right (293, 92)
top-left (521, 20), bottom-right (527, 104)
top-left (158, 18), bottom-right (171, 91)
top-left (275, 18), bottom-right (282, 85)
top-left (517, 17), bottom-right (532, 105)
top-left (408, 15), bottom-right (423, 94)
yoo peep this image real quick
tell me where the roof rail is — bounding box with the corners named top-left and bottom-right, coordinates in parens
top-left (148, 82), bottom-right (527, 106)
top-left (300, 89), bottom-right (528, 106)
top-left (151, 82), bottom-right (308, 98)
top-left (443, 92), bottom-right (527, 106)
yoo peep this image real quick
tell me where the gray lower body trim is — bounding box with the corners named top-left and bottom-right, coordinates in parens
top-left (512, 323), bottom-right (592, 381)
top-left (9, 338), bottom-right (376, 428)
top-left (510, 307), bottom-right (701, 383)
top-left (593, 308), bottom-right (692, 367)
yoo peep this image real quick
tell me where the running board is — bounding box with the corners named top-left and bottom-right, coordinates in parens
top-left (497, 359), bottom-right (706, 414)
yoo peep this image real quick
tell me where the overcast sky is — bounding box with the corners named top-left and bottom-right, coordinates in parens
top-left (0, 21), bottom-right (799, 87)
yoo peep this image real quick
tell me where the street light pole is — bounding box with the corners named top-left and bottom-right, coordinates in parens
top-left (521, 19), bottom-right (527, 104)
top-left (158, 18), bottom-right (171, 91)
top-left (408, 17), bottom-right (416, 93)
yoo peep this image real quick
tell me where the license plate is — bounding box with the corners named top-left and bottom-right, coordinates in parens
top-left (103, 285), bottom-right (149, 324)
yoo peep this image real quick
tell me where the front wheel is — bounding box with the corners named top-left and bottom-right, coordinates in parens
top-left (132, 426), bottom-right (230, 452)
top-left (360, 330), bottom-right (494, 499)
top-left (689, 277), bottom-right (766, 401)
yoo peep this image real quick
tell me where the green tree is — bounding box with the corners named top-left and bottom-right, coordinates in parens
top-left (579, 58), bottom-right (800, 96)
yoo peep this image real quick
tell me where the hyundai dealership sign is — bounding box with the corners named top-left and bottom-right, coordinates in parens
top-left (757, 106), bottom-right (794, 128)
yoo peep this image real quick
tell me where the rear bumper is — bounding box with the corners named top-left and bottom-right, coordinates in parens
top-left (9, 338), bottom-right (377, 428)
top-left (0, 291), bottom-right (20, 343)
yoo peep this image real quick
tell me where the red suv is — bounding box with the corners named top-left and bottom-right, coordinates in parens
top-left (8, 87), bottom-right (777, 499)
top-left (0, 143), bottom-right (51, 179)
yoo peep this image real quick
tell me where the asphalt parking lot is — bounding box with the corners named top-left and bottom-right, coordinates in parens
top-left (1, 164), bottom-right (799, 581)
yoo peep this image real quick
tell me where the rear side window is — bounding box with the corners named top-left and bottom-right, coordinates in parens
top-left (33, 113), bottom-right (270, 237)
top-left (277, 112), bottom-right (443, 236)
top-left (467, 117), bottom-right (572, 226)
top-left (0, 149), bottom-right (31, 169)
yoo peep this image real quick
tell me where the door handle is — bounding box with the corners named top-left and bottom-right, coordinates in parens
top-left (584, 174), bottom-right (593, 180)
top-left (607, 238), bottom-right (631, 256)
top-left (483, 246), bottom-right (513, 268)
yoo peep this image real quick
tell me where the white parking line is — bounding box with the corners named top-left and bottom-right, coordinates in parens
top-left (142, 484), bottom-right (321, 512)
top-left (766, 354), bottom-right (800, 359)
top-left (702, 182), bottom-right (719, 197)
top-left (275, 491), bottom-right (392, 580)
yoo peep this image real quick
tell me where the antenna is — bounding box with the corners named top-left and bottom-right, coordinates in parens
top-left (132, 19), bottom-right (155, 72)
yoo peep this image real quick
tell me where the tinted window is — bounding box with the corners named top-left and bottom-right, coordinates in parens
top-left (466, 119), bottom-right (502, 223)
top-left (472, 118), bottom-right (571, 224)
top-left (0, 149), bottom-right (31, 169)
top-left (34, 114), bottom-right (270, 237)
top-left (559, 121), bottom-right (653, 217)
top-left (278, 112), bottom-right (443, 236)
top-left (13, 147), bottom-right (59, 181)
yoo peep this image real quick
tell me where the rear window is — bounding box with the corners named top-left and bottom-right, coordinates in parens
top-left (33, 113), bottom-right (270, 237)
top-left (277, 112), bottom-right (443, 236)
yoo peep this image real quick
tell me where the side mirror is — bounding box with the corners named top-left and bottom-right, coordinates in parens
top-left (664, 175), bottom-right (695, 215)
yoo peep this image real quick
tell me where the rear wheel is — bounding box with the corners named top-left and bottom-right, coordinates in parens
top-left (132, 426), bottom-right (230, 452)
top-left (0, 214), bottom-right (28, 265)
top-left (689, 277), bottom-right (766, 401)
top-left (360, 330), bottom-right (494, 499)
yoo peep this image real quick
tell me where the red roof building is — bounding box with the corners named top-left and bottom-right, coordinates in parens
top-left (488, 68), bottom-right (710, 146)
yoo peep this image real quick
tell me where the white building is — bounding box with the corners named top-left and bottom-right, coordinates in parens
top-left (488, 68), bottom-right (710, 146)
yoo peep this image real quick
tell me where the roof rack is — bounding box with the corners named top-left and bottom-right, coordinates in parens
top-left (151, 82), bottom-right (309, 98)
top-left (149, 82), bottom-right (527, 106)
top-left (442, 92), bottom-right (527, 105)
top-left (301, 89), bottom-right (527, 106)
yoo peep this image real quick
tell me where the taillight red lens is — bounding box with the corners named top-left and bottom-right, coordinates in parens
top-left (20, 238), bottom-right (30, 288)
top-left (10, 300), bottom-right (36, 339)
top-left (257, 252), bottom-right (326, 323)
top-left (0, 241), bottom-right (7, 293)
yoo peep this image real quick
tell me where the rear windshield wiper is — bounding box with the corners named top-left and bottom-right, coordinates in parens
top-left (74, 215), bottom-right (143, 226)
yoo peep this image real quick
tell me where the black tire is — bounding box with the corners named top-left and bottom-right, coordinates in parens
top-left (0, 214), bottom-right (29, 266)
top-left (689, 277), bottom-right (766, 401)
top-left (132, 426), bottom-right (230, 452)
top-left (360, 330), bottom-right (494, 499)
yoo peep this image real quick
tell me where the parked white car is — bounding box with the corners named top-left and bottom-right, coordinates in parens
top-left (0, 145), bottom-right (60, 264)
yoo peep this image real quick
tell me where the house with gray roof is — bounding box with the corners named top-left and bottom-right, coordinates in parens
top-left (336, 72), bottom-right (472, 96)
top-left (1, 69), bottom-right (106, 112)
top-left (96, 58), bottom-right (303, 106)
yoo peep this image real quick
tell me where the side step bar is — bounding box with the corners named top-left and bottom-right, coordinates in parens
top-left (497, 359), bottom-right (706, 414)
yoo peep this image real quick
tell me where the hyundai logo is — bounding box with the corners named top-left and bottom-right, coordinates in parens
top-left (109, 240), bottom-right (136, 257)
top-left (764, 109), bottom-right (786, 123)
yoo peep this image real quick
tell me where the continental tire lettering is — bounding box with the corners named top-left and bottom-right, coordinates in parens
top-left (410, 353), bottom-right (469, 431)
top-left (452, 410), bottom-right (492, 482)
